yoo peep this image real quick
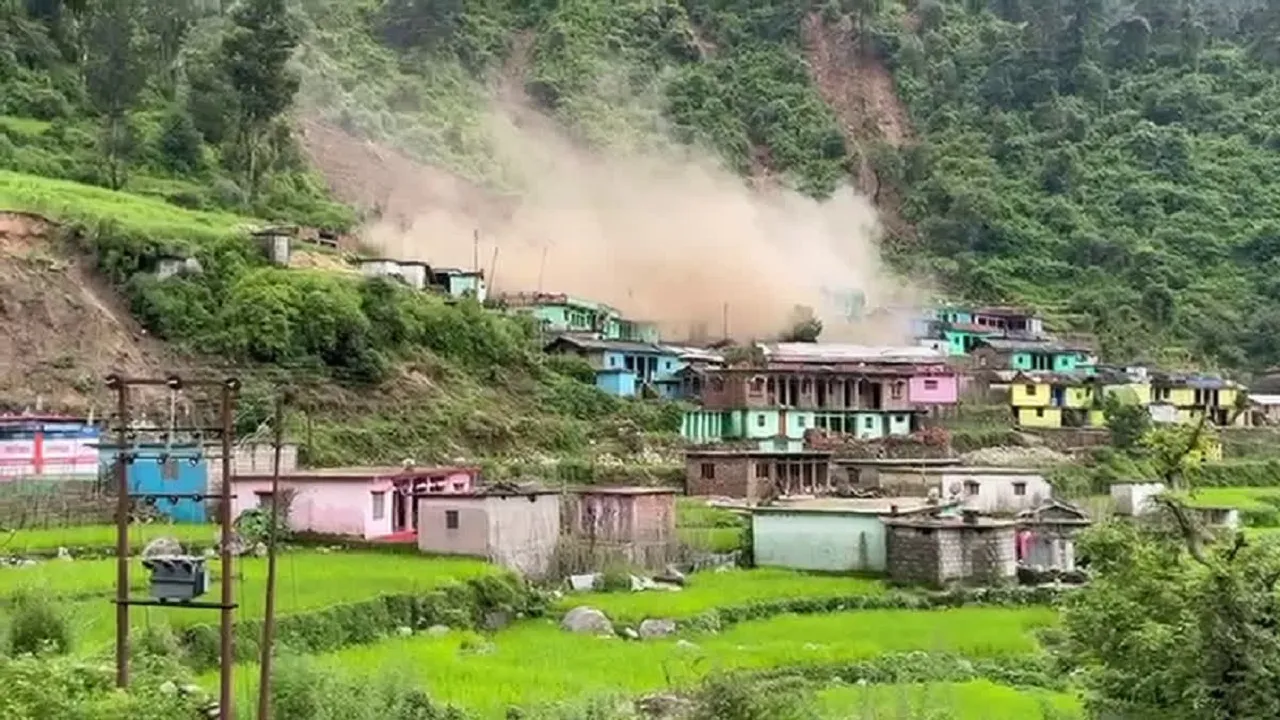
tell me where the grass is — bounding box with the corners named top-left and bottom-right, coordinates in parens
top-left (816, 680), bottom-right (1082, 719)
top-left (677, 526), bottom-right (743, 553)
top-left (555, 568), bottom-right (887, 623)
top-left (675, 496), bottom-right (746, 553)
top-left (0, 115), bottom-right (52, 137)
top-left (1180, 487), bottom-right (1280, 511)
top-left (217, 606), bottom-right (1056, 717)
top-left (0, 551), bottom-right (499, 653)
top-left (0, 522), bottom-right (223, 554)
top-left (0, 169), bottom-right (253, 242)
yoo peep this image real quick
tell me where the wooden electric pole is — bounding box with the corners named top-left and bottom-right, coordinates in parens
top-left (106, 374), bottom-right (240, 720)
top-left (256, 393), bottom-right (287, 720)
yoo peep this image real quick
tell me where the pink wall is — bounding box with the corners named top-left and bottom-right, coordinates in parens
top-left (908, 374), bottom-right (959, 404)
top-left (230, 478), bottom-right (394, 539)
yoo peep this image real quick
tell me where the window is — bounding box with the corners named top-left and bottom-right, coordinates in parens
top-left (609, 356), bottom-right (619, 367)
top-left (1025, 384), bottom-right (1037, 395)
top-left (710, 377), bottom-right (725, 392)
top-left (891, 383), bottom-right (903, 399)
top-left (797, 416), bottom-right (807, 428)
top-left (756, 414), bottom-right (766, 427)
top-left (750, 377), bottom-right (764, 392)
top-left (1013, 482), bottom-right (1027, 496)
top-left (700, 463), bottom-right (715, 479)
top-left (445, 510), bottom-right (459, 530)
top-left (965, 481), bottom-right (980, 496)
top-left (1035, 408), bottom-right (1045, 418)
top-left (864, 417), bottom-right (874, 428)
top-left (256, 491), bottom-right (273, 509)
top-left (755, 463), bottom-right (769, 478)
top-left (924, 379), bottom-right (938, 391)
top-left (372, 491), bottom-right (386, 521)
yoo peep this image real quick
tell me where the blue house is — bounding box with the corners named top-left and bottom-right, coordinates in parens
top-left (99, 442), bottom-right (209, 523)
top-left (544, 336), bottom-right (683, 398)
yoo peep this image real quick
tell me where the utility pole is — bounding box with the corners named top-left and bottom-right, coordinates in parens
top-left (256, 393), bottom-right (287, 720)
top-left (106, 374), bottom-right (240, 720)
top-left (473, 229), bottom-right (479, 274)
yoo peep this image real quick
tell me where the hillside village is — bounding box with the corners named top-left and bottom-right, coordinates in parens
top-left (6, 0), bottom-right (1280, 717)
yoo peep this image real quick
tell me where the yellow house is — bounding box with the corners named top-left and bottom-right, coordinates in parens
top-left (1011, 373), bottom-right (1098, 428)
top-left (1150, 375), bottom-right (1247, 427)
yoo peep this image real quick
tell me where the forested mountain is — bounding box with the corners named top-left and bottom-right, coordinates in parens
top-left (5, 0), bottom-right (1280, 372)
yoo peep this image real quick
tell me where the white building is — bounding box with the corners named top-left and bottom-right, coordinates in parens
top-left (1110, 482), bottom-right (1166, 516)
top-left (940, 467), bottom-right (1053, 514)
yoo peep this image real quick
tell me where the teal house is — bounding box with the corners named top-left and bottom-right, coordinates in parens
top-left (972, 339), bottom-right (1094, 374)
top-left (498, 292), bottom-right (659, 343)
top-left (682, 408), bottom-right (915, 449)
top-left (544, 336), bottom-right (682, 398)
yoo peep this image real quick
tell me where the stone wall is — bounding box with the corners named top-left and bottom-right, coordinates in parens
top-left (885, 522), bottom-right (1017, 588)
top-left (805, 428), bottom-right (953, 459)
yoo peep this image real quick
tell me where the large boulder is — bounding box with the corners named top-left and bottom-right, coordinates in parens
top-left (560, 606), bottom-right (614, 636)
top-left (638, 618), bottom-right (677, 639)
top-left (141, 536), bottom-right (184, 559)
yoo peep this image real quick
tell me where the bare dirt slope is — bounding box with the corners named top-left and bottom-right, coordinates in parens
top-left (0, 212), bottom-right (171, 413)
top-left (801, 12), bottom-right (914, 241)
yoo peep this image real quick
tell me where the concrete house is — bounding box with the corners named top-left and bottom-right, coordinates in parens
top-left (1015, 499), bottom-right (1091, 572)
top-left (430, 267), bottom-right (487, 302)
top-left (751, 497), bottom-right (947, 573)
top-left (970, 306), bottom-right (1045, 337)
top-left (498, 292), bottom-right (657, 343)
top-left (971, 338), bottom-right (1093, 374)
top-left (564, 487), bottom-right (677, 567)
top-left (685, 449), bottom-right (833, 502)
top-left (884, 511), bottom-right (1017, 587)
top-left (1110, 482), bottom-right (1166, 516)
top-left (1149, 373), bottom-right (1246, 427)
top-left (231, 465), bottom-right (480, 540)
top-left (416, 484), bottom-right (562, 577)
top-left (942, 467), bottom-right (1053, 514)
top-left (543, 336), bottom-right (682, 397)
top-left (358, 258), bottom-right (404, 282)
top-left (680, 345), bottom-right (958, 447)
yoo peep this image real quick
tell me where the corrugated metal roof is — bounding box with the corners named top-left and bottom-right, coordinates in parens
top-left (1251, 394), bottom-right (1280, 406)
top-left (759, 343), bottom-right (946, 364)
top-left (545, 335), bottom-right (674, 355)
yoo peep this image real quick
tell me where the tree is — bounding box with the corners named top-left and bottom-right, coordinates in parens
top-left (219, 0), bottom-right (300, 204)
top-left (141, 0), bottom-right (200, 99)
top-left (1101, 391), bottom-right (1150, 452)
top-left (83, 0), bottom-right (148, 189)
top-left (781, 304), bottom-right (822, 343)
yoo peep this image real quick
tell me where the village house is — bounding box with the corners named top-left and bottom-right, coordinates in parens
top-left (941, 467), bottom-right (1054, 514)
top-left (970, 306), bottom-right (1045, 336)
top-left (497, 291), bottom-right (659, 343)
top-left (429, 267), bottom-right (487, 302)
top-left (680, 344), bottom-right (958, 447)
top-left (917, 305), bottom-right (1049, 356)
top-left (685, 449), bottom-right (833, 502)
top-left (1248, 393), bottom-right (1280, 426)
top-left (1110, 481), bottom-right (1166, 516)
top-left (971, 338), bottom-right (1094, 374)
top-left (751, 497), bottom-right (952, 573)
top-left (1010, 370), bottom-right (1152, 429)
top-left (563, 487), bottom-right (677, 568)
top-left (543, 336), bottom-right (683, 398)
top-left (1149, 373), bottom-right (1246, 427)
top-left (357, 257), bottom-right (404, 283)
top-left (884, 510), bottom-right (1018, 587)
top-left (415, 483), bottom-right (562, 577)
top-left (1015, 499), bottom-right (1092, 572)
top-left (230, 465), bottom-right (481, 541)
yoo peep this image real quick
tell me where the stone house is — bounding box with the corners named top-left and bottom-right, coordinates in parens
top-left (684, 449), bottom-right (833, 503)
top-left (415, 484), bottom-right (562, 578)
top-left (1015, 499), bottom-right (1091, 572)
top-left (884, 510), bottom-right (1017, 587)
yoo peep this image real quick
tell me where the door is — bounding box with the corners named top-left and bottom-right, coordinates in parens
top-left (392, 489), bottom-right (406, 532)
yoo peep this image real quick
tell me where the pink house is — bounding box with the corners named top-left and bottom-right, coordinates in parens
top-left (230, 465), bottom-right (480, 541)
top-left (907, 371), bottom-right (959, 405)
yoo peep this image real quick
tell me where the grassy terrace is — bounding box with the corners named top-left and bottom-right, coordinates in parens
top-left (554, 567), bottom-right (886, 623)
top-left (0, 552), bottom-right (498, 653)
top-left (0, 523), bottom-right (223, 555)
top-left (816, 680), bottom-right (1082, 719)
top-left (219, 606), bottom-right (1057, 717)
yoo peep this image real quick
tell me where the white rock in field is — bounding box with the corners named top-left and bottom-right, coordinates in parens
top-left (560, 606), bottom-right (614, 636)
top-left (395, 626), bottom-right (412, 637)
top-left (638, 619), bottom-right (677, 639)
top-left (426, 625), bottom-right (450, 638)
top-left (142, 537), bottom-right (183, 559)
top-left (622, 627), bottom-right (640, 640)
top-left (675, 639), bottom-right (700, 651)
top-left (56, 546), bottom-right (72, 560)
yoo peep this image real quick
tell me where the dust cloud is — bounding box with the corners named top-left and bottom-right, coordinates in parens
top-left (360, 104), bottom-right (929, 344)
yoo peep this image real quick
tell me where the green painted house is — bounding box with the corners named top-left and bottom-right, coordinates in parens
top-left (682, 408), bottom-right (916, 448)
top-left (498, 292), bottom-right (658, 342)
top-left (972, 338), bottom-right (1095, 374)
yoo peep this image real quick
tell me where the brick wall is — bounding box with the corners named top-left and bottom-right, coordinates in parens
top-left (686, 456), bottom-right (755, 499)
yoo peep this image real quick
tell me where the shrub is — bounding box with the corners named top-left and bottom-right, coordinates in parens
top-left (6, 590), bottom-right (72, 656)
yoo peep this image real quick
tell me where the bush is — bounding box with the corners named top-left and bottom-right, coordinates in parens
top-left (6, 590), bottom-right (72, 656)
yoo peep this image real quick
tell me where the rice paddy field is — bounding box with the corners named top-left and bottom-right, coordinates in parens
top-left (557, 567), bottom-right (887, 622)
top-left (0, 522), bottom-right (223, 554)
top-left (0, 551), bottom-right (498, 653)
top-left (217, 606), bottom-right (1058, 718)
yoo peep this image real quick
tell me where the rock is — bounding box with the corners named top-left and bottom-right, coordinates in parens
top-left (675, 639), bottom-right (699, 651)
top-left (426, 624), bottom-right (450, 638)
top-left (630, 574), bottom-right (658, 592)
top-left (395, 625), bottom-right (413, 637)
top-left (483, 611), bottom-right (511, 631)
top-left (622, 627), bottom-right (640, 640)
top-left (638, 618), bottom-right (677, 639)
top-left (655, 564), bottom-right (686, 586)
top-left (567, 573), bottom-right (599, 592)
top-left (253, 542), bottom-right (268, 557)
top-left (560, 606), bottom-right (614, 636)
top-left (56, 546), bottom-right (72, 560)
top-left (142, 537), bottom-right (184, 559)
